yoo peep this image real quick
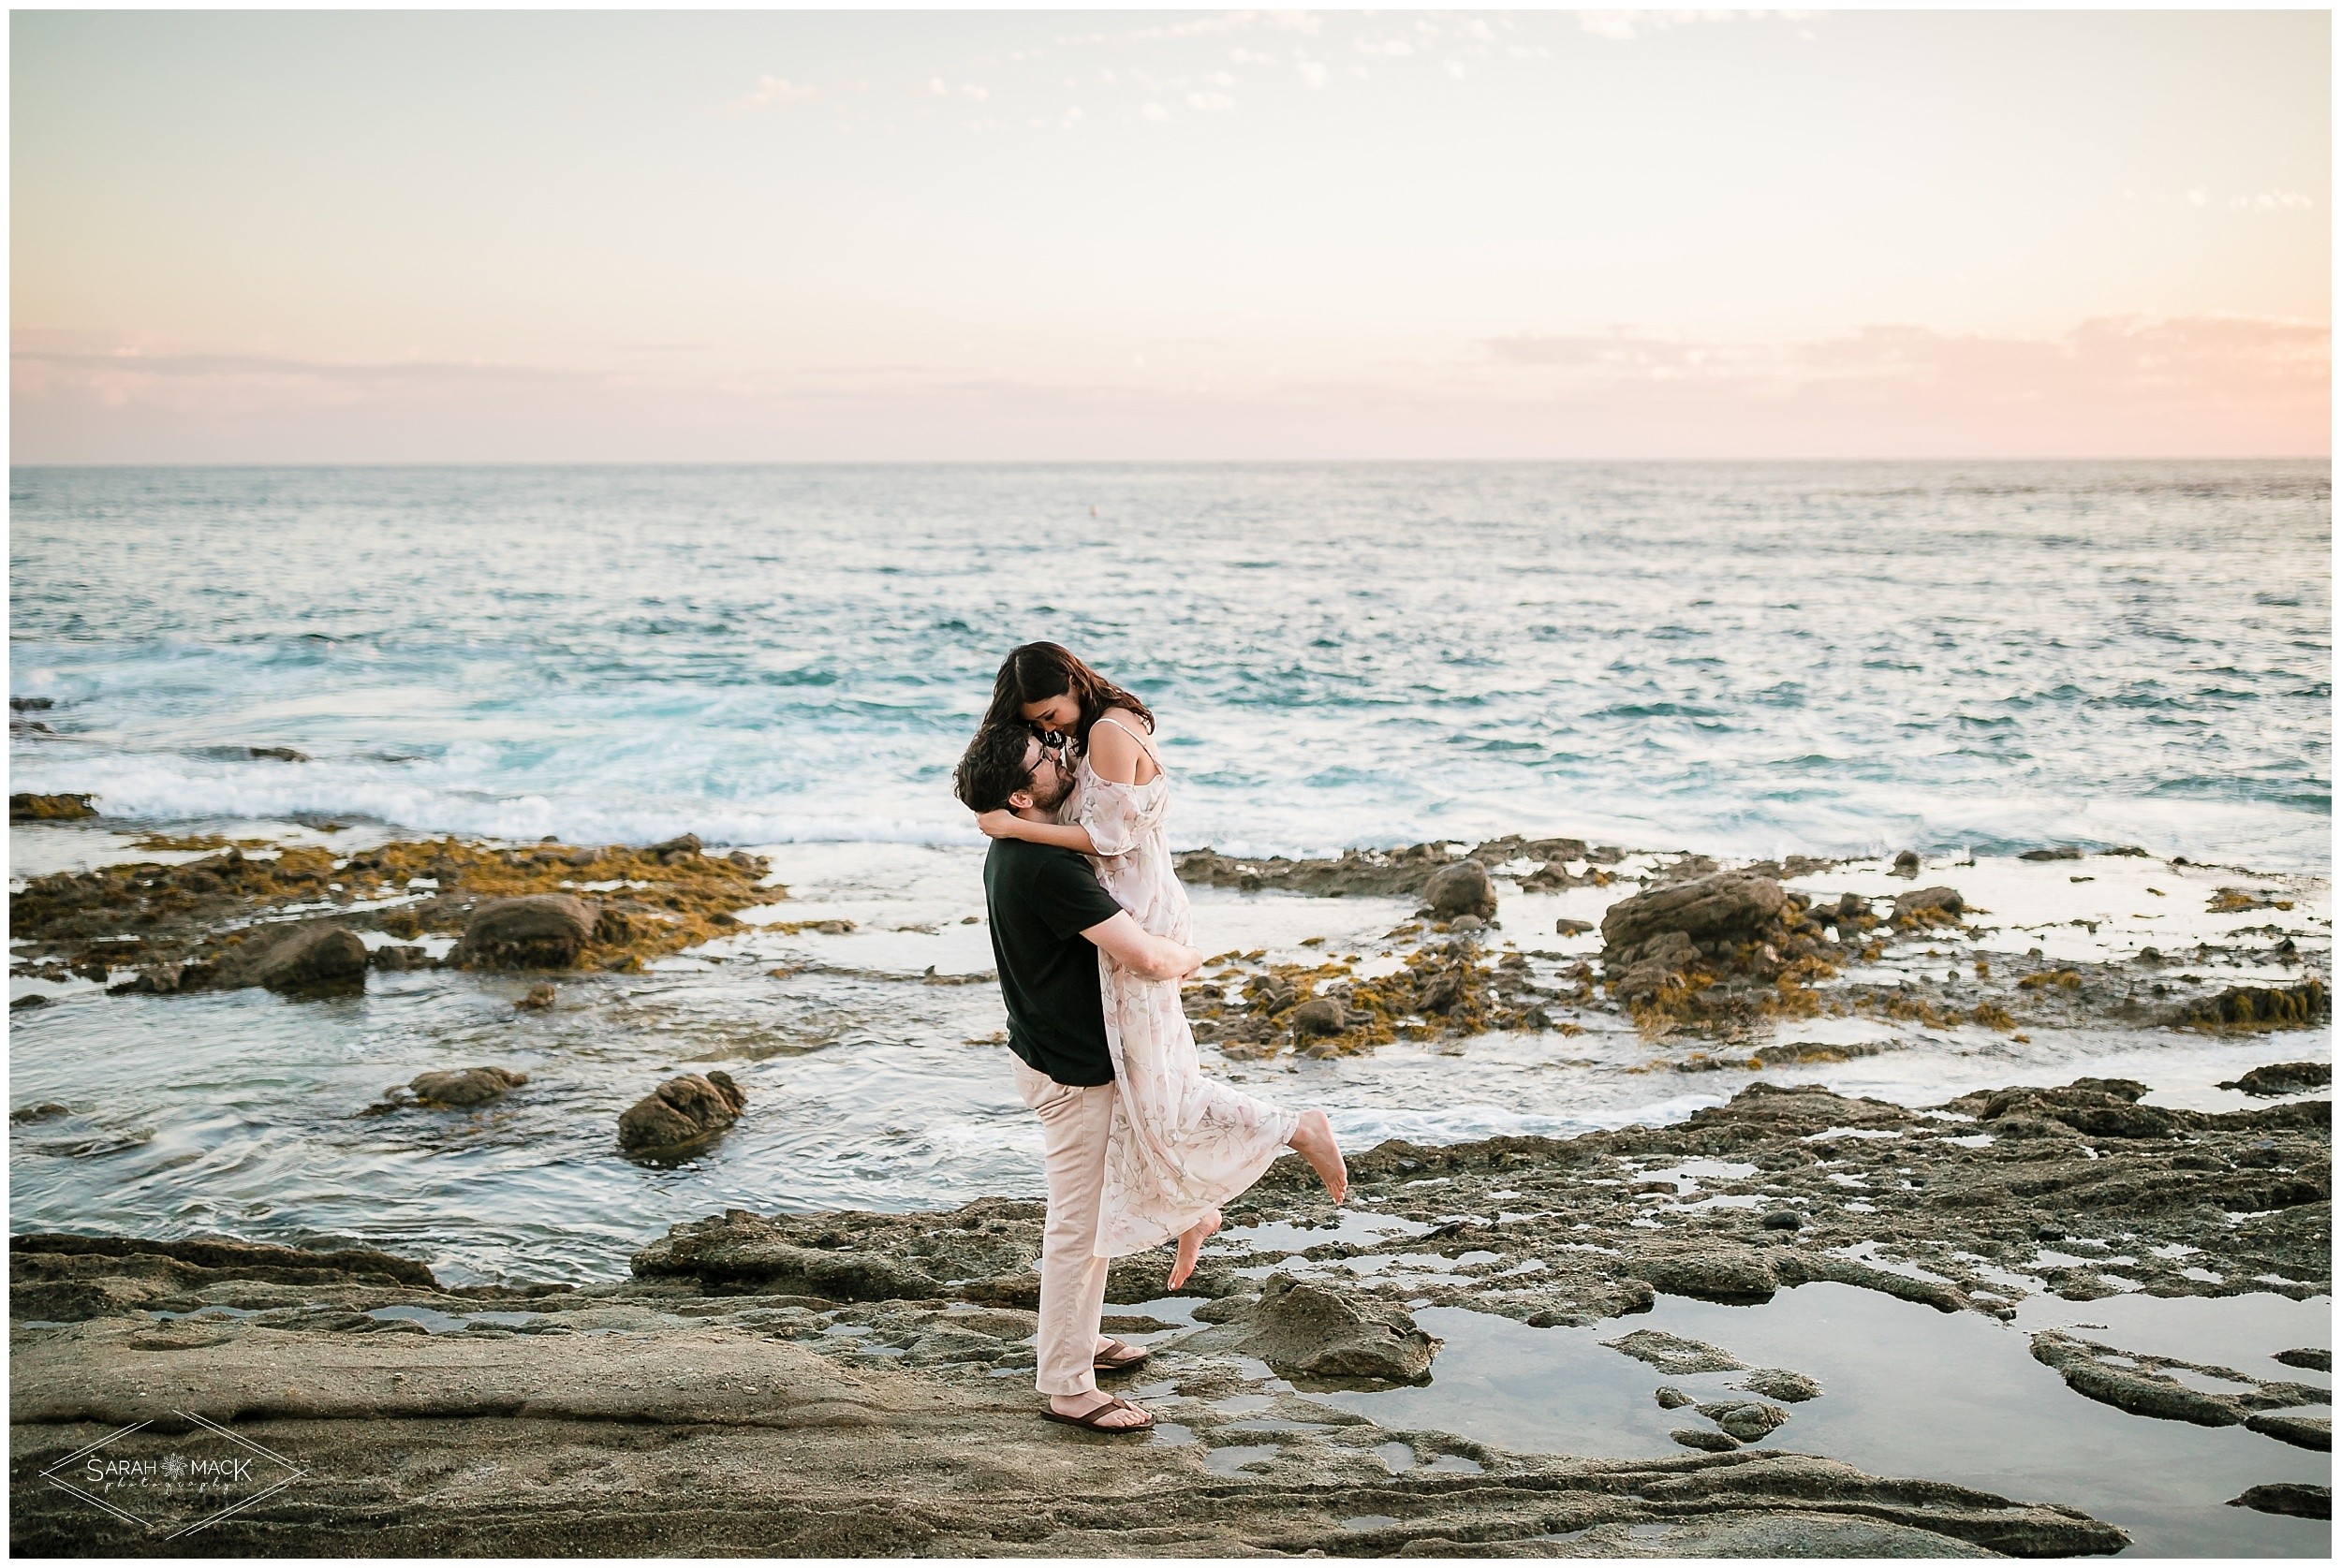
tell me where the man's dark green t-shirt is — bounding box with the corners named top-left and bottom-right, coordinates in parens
top-left (983, 838), bottom-right (1125, 1086)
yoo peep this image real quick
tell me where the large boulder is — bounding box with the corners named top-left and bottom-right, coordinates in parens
top-left (1600, 872), bottom-right (1786, 962)
top-left (223, 921), bottom-right (369, 996)
top-left (618, 1071), bottom-right (746, 1161)
top-left (452, 895), bottom-right (597, 971)
top-left (1892, 886), bottom-right (1965, 925)
top-left (1422, 859), bottom-right (1497, 921)
top-left (1186, 1274), bottom-right (1440, 1384)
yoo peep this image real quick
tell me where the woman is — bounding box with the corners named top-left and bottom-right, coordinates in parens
top-left (977, 642), bottom-right (1347, 1289)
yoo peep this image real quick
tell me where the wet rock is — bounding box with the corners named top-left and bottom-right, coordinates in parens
top-left (10, 792), bottom-right (96, 821)
top-left (1601, 1329), bottom-right (1746, 1375)
top-left (1553, 917), bottom-right (1594, 936)
top-left (1671, 1426), bottom-right (1740, 1452)
top-left (370, 945), bottom-right (434, 972)
top-left (1188, 1275), bottom-right (1440, 1384)
top-left (106, 961), bottom-right (187, 996)
top-left (1654, 1385), bottom-right (1696, 1409)
top-left (1447, 914), bottom-right (1485, 937)
top-left (632, 1209), bottom-right (945, 1301)
top-left (10, 1103), bottom-right (68, 1123)
top-left (2176, 980), bottom-right (2330, 1032)
top-left (1599, 872), bottom-right (1786, 960)
top-left (454, 895), bottom-right (598, 971)
top-left (247, 745), bottom-right (309, 762)
top-left (1891, 850), bottom-right (1920, 877)
top-left (1288, 997), bottom-right (1347, 1038)
top-left (1422, 859), bottom-right (1496, 921)
top-left (515, 982), bottom-right (557, 1010)
top-left (2027, 1332), bottom-right (2328, 1430)
top-left (2245, 1411), bottom-right (2330, 1451)
top-left (11, 1231), bottom-right (437, 1297)
top-left (10, 994), bottom-right (52, 1010)
top-left (618, 1071), bottom-right (746, 1160)
top-left (1979, 1082), bottom-right (2172, 1140)
top-left (1418, 969), bottom-right (1466, 1014)
top-left (10, 696), bottom-right (54, 711)
top-left (2020, 847), bottom-right (2084, 861)
top-left (222, 922), bottom-right (369, 997)
top-left (1760, 1209), bottom-right (1804, 1231)
top-left (1624, 1242), bottom-right (1779, 1303)
top-left (1698, 1398), bottom-right (1789, 1442)
top-left (2228, 1483), bottom-right (2330, 1519)
top-left (1892, 886), bottom-right (1965, 924)
top-left (410, 1067), bottom-right (527, 1107)
top-left (2273, 1347), bottom-right (2331, 1372)
top-left (1737, 1368), bottom-right (1823, 1402)
top-left (2219, 1062), bottom-right (2332, 1097)
top-left (1175, 842), bottom-right (1460, 900)
top-left (647, 833), bottom-right (703, 865)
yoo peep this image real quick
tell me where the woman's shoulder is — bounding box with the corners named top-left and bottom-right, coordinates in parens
top-left (1087, 711), bottom-right (1165, 780)
top-left (1094, 705), bottom-right (1155, 738)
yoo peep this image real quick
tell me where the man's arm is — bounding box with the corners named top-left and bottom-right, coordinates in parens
top-left (1082, 911), bottom-right (1202, 981)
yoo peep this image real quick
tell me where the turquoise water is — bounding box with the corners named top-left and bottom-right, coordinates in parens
top-left (9, 461), bottom-right (2331, 867)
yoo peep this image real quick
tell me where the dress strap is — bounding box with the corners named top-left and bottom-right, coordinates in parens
top-left (1090, 714), bottom-right (1166, 771)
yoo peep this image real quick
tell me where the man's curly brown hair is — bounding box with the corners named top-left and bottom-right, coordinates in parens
top-left (952, 723), bottom-right (1038, 814)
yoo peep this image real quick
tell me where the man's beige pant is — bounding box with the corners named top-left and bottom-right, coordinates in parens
top-left (1012, 1055), bottom-right (1114, 1399)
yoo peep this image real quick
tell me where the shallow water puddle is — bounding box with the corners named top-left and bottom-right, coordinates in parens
top-left (1201, 1443), bottom-right (1281, 1476)
top-left (1319, 1282), bottom-right (2330, 1558)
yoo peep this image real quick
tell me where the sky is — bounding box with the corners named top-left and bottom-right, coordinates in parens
top-left (10, 7), bottom-right (2332, 462)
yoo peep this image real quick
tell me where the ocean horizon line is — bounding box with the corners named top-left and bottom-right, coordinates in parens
top-left (9, 453), bottom-right (2333, 473)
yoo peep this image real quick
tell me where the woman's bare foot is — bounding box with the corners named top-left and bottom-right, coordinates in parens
top-left (1168, 1209), bottom-right (1221, 1290)
top-left (1048, 1390), bottom-right (1152, 1430)
top-left (1289, 1110), bottom-right (1347, 1205)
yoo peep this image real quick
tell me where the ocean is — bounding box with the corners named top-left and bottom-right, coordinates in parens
top-left (10, 460), bottom-right (2331, 871)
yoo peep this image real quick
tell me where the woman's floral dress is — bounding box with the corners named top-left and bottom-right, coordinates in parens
top-left (1064, 716), bottom-right (1301, 1256)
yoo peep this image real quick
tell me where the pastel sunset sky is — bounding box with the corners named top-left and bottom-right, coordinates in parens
top-left (11, 7), bottom-right (2331, 462)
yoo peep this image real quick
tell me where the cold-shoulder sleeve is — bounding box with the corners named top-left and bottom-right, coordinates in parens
top-left (1077, 780), bottom-right (1152, 857)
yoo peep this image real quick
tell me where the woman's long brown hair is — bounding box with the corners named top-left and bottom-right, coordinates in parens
top-left (981, 641), bottom-right (1156, 750)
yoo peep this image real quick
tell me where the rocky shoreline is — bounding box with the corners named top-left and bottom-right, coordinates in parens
top-left (9, 815), bottom-right (2331, 1552)
top-left (11, 1076), bottom-right (2329, 1555)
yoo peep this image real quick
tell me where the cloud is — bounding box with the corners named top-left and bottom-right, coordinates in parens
top-left (1296, 60), bottom-right (1328, 88)
top-left (2235, 189), bottom-right (2316, 210)
top-left (1186, 89), bottom-right (1235, 112)
top-left (1354, 35), bottom-right (1414, 56)
top-left (1444, 60), bottom-right (1466, 79)
top-left (1473, 315), bottom-right (2329, 452)
top-left (1129, 11), bottom-right (1322, 41)
top-left (14, 315), bottom-right (2325, 462)
top-left (735, 75), bottom-right (822, 110)
top-left (1142, 101), bottom-right (1170, 122)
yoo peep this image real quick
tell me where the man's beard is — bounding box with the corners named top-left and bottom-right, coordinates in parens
top-left (1027, 770), bottom-right (1074, 813)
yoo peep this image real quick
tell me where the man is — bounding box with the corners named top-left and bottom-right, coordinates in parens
top-left (952, 723), bottom-right (1202, 1434)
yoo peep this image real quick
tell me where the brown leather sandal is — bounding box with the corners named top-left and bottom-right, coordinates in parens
top-left (1094, 1337), bottom-right (1151, 1372)
top-left (1042, 1395), bottom-right (1155, 1433)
